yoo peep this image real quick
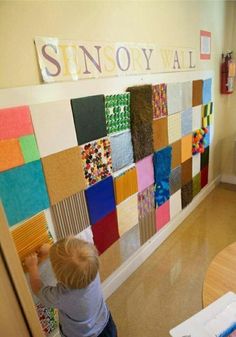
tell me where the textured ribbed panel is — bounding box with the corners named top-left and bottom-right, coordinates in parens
top-left (11, 212), bottom-right (53, 262)
top-left (139, 210), bottom-right (156, 245)
top-left (51, 191), bottom-right (90, 240)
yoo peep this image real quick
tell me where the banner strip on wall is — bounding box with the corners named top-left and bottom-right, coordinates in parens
top-left (35, 37), bottom-right (197, 83)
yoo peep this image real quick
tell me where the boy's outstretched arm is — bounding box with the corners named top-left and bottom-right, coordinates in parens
top-left (24, 253), bottom-right (42, 295)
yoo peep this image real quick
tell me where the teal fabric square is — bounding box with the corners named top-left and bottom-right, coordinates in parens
top-left (0, 160), bottom-right (49, 226)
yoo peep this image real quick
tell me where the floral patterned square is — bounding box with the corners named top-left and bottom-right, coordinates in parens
top-left (152, 84), bottom-right (168, 120)
top-left (105, 93), bottom-right (130, 134)
top-left (80, 137), bottom-right (112, 186)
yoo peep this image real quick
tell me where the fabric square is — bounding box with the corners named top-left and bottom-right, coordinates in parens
top-left (202, 102), bottom-right (213, 117)
top-left (167, 83), bottom-right (183, 115)
top-left (105, 93), bottom-right (130, 134)
top-left (201, 146), bottom-right (210, 169)
top-left (192, 152), bottom-right (201, 176)
top-left (192, 128), bottom-right (208, 156)
top-left (153, 117), bottom-right (168, 150)
top-left (42, 147), bottom-right (86, 205)
top-left (153, 146), bottom-right (172, 181)
top-left (201, 165), bottom-right (209, 188)
top-left (182, 81), bottom-right (192, 110)
top-left (0, 160), bottom-right (49, 226)
top-left (0, 139), bottom-right (24, 172)
top-left (36, 303), bottom-right (58, 336)
top-left (51, 191), bottom-right (90, 240)
top-left (19, 135), bottom-right (40, 163)
top-left (155, 178), bottom-right (170, 206)
top-left (110, 131), bottom-right (134, 172)
top-left (136, 155), bottom-right (154, 192)
top-left (11, 212), bottom-right (53, 262)
top-left (0, 105), bottom-right (33, 140)
top-left (171, 140), bottom-right (181, 169)
top-left (119, 224), bottom-right (141, 261)
top-left (85, 176), bottom-right (116, 225)
top-left (168, 113), bottom-right (181, 144)
top-left (181, 158), bottom-right (192, 186)
top-left (202, 114), bottom-right (213, 128)
top-left (181, 181), bottom-right (193, 209)
top-left (170, 166), bottom-right (181, 195)
top-left (92, 210), bottom-right (120, 255)
top-left (181, 108), bottom-right (193, 136)
top-left (71, 95), bottom-right (107, 145)
top-left (138, 184), bottom-right (155, 218)
top-left (139, 210), bottom-right (156, 245)
top-left (204, 126), bottom-right (210, 147)
top-left (202, 78), bottom-right (212, 104)
top-left (117, 194), bottom-right (138, 236)
top-left (192, 105), bottom-right (202, 131)
top-left (181, 134), bottom-right (192, 163)
top-left (80, 137), bottom-right (112, 186)
top-left (152, 83), bottom-right (168, 119)
top-left (156, 200), bottom-right (170, 231)
top-left (127, 85), bottom-right (153, 162)
top-left (30, 100), bottom-right (78, 157)
top-left (170, 190), bottom-right (182, 219)
top-left (192, 80), bottom-right (203, 107)
top-left (114, 166), bottom-right (138, 204)
top-left (76, 226), bottom-right (94, 244)
top-left (193, 173), bottom-right (201, 198)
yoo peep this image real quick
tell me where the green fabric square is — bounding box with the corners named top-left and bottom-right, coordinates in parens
top-left (19, 135), bottom-right (40, 163)
top-left (192, 173), bottom-right (201, 198)
top-left (105, 93), bottom-right (130, 134)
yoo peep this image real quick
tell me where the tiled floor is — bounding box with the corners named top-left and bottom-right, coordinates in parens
top-left (106, 183), bottom-right (236, 337)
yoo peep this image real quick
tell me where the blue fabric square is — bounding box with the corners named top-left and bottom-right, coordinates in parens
top-left (181, 108), bottom-right (193, 136)
top-left (202, 78), bottom-right (212, 104)
top-left (153, 146), bottom-right (172, 181)
top-left (85, 176), bottom-right (116, 225)
top-left (0, 161), bottom-right (50, 226)
top-left (204, 126), bottom-right (211, 148)
top-left (155, 178), bottom-right (170, 206)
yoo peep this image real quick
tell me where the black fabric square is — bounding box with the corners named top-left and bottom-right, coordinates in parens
top-left (181, 181), bottom-right (193, 209)
top-left (201, 146), bottom-right (209, 170)
top-left (71, 95), bottom-right (107, 145)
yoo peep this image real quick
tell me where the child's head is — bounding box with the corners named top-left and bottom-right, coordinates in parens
top-left (49, 237), bottom-right (99, 289)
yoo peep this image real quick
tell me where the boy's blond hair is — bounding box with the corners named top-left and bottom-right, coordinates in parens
top-left (49, 237), bottom-right (99, 289)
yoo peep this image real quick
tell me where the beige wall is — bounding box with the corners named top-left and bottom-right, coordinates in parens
top-left (0, 0), bottom-right (235, 180)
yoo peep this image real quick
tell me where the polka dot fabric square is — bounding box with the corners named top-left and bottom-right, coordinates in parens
top-left (80, 137), bottom-right (112, 186)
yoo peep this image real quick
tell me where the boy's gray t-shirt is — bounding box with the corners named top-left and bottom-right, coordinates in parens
top-left (37, 273), bottom-right (109, 337)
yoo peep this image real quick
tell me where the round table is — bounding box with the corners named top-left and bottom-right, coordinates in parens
top-left (203, 242), bottom-right (236, 307)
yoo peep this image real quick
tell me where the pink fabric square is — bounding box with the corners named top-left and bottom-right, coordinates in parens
top-left (136, 155), bottom-right (154, 192)
top-left (156, 201), bottom-right (170, 231)
top-left (0, 106), bottom-right (33, 140)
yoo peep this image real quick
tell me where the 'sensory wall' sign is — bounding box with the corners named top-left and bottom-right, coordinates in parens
top-left (35, 37), bottom-right (197, 83)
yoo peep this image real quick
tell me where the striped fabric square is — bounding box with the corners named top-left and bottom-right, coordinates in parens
top-left (114, 166), bottom-right (138, 204)
top-left (51, 191), bottom-right (90, 240)
top-left (11, 212), bottom-right (53, 263)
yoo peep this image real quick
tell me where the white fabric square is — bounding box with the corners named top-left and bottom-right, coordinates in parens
top-left (30, 100), bottom-right (78, 157)
top-left (168, 113), bottom-right (181, 144)
top-left (192, 105), bottom-right (202, 131)
top-left (170, 190), bottom-right (182, 219)
top-left (192, 152), bottom-right (201, 176)
top-left (182, 81), bottom-right (192, 110)
top-left (167, 83), bottom-right (183, 115)
top-left (76, 226), bottom-right (94, 243)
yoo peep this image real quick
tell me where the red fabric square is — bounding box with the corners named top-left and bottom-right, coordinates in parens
top-left (92, 210), bottom-right (120, 254)
top-left (155, 200), bottom-right (170, 231)
top-left (201, 165), bottom-right (208, 188)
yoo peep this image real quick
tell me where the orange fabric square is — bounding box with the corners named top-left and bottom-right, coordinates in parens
top-left (11, 212), bottom-right (53, 263)
top-left (181, 134), bottom-right (192, 163)
top-left (153, 118), bottom-right (168, 151)
top-left (0, 139), bottom-right (24, 172)
top-left (114, 167), bottom-right (138, 204)
top-left (42, 147), bottom-right (86, 205)
top-left (171, 140), bottom-right (181, 169)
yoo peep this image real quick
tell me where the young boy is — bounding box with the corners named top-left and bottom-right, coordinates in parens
top-left (25, 237), bottom-right (117, 337)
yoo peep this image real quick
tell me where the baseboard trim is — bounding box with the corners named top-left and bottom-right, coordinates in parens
top-left (221, 174), bottom-right (236, 185)
top-left (102, 175), bottom-right (221, 300)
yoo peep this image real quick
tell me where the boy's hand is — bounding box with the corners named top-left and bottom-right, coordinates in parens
top-left (38, 243), bottom-right (51, 258)
top-left (24, 253), bottom-right (38, 269)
